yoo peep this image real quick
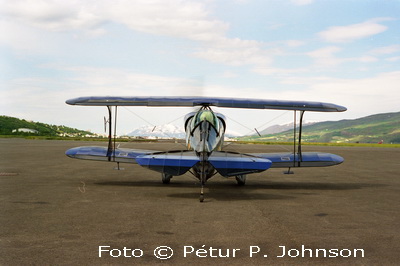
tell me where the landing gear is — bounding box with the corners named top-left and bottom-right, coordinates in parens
top-left (161, 173), bottom-right (173, 184)
top-left (199, 186), bottom-right (204, 202)
top-left (283, 168), bottom-right (294, 174)
top-left (199, 167), bottom-right (206, 202)
top-left (235, 174), bottom-right (247, 186)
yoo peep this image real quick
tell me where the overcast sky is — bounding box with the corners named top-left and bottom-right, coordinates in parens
top-left (1, 0), bottom-right (399, 135)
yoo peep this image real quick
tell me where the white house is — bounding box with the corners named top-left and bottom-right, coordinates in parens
top-left (12, 128), bottom-right (39, 134)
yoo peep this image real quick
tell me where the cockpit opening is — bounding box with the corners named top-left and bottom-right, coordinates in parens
top-left (192, 109), bottom-right (219, 131)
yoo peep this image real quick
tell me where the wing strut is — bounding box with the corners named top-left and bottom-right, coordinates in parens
top-left (114, 106), bottom-right (118, 162)
top-left (293, 110), bottom-right (296, 168)
top-left (106, 106), bottom-right (113, 161)
top-left (106, 106), bottom-right (118, 163)
top-left (298, 110), bottom-right (305, 166)
top-left (286, 110), bottom-right (305, 174)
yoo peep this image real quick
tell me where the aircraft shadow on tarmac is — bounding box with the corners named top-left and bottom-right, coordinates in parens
top-left (94, 180), bottom-right (385, 201)
top-left (166, 190), bottom-right (294, 201)
top-left (94, 180), bottom-right (383, 190)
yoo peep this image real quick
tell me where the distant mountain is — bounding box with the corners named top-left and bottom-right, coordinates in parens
top-left (0, 116), bottom-right (95, 137)
top-left (224, 130), bottom-right (243, 138)
top-left (240, 111), bottom-right (400, 144)
top-left (257, 121), bottom-right (317, 135)
top-left (127, 124), bottom-right (186, 139)
top-left (3, 111), bottom-right (399, 143)
top-left (127, 124), bottom-right (242, 139)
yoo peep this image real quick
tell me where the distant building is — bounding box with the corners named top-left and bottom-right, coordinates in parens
top-left (12, 128), bottom-right (39, 134)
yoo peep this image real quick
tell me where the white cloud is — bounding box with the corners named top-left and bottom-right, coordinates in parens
top-left (318, 19), bottom-right (388, 43)
top-left (0, 21), bottom-right (43, 53)
top-left (252, 66), bottom-right (306, 76)
top-left (358, 56), bottom-right (378, 63)
top-left (61, 66), bottom-right (200, 96)
top-left (108, 1), bottom-right (273, 67)
top-left (0, 0), bottom-right (229, 42)
top-left (193, 37), bottom-right (272, 66)
top-left (370, 45), bottom-right (400, 55)
top-left (290, 0), bottom-right (314, 6)
top-left (276, 71), bottom-right (400, 119)
top-left (0, 0), bottom-right (105, 34)
top-left (306, 46), bottom-right (345, 66)
top-left (306, 46), bottom-right (379, 67)
top-left (0, 0), bottom-right (275, 68)
top-left (1, 0), bottom-right (224, 39)
top-left (386, 56), bottom-right (400, 62)
top-left (221, 71), bottom-right (237, 78)
top-left (104, 0), bottom-right (228, 42)
top-left (265, 22), bottom-right (285, 30)
top-left (285, 40), bottom-right (306, 47)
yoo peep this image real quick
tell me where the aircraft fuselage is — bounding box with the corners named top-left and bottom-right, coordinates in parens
top-left (183, 107), bottom-right (227, 183)
top-left (184, 107), bottom-right (226, 155)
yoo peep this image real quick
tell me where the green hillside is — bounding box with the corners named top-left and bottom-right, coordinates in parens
top-left (0, 116), bottom-right (95, 137)
top-left (240, 111), bottom-right (400, 144)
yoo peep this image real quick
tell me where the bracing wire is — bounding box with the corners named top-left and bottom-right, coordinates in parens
top-left (121, 106), bottom-right (188, 149)
top-left (224, 110), bottom-right (290, 137)
top-left (224, 110), bottom-right (293, 152)
top-left (122, 106), bottom-right (156, 127)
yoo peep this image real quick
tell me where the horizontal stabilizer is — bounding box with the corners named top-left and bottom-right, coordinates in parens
top-left (251, 152), bottom-right (344, 168)
top-left (65, 146), bottom-right (156, 163)
top-left (209, 151), bottom-right (272, 177)
top-left (136, 151), bottom-right (199, 176)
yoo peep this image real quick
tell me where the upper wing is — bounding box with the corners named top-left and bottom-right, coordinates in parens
top-left (66, 96), bottom-right (346, 112)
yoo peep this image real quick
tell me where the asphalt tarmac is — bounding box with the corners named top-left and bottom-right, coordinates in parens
top-left (1, 138), bottom-right (399, 265)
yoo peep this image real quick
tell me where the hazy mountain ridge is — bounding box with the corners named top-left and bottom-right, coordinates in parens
top-left (126, 124), bottom-right (242, 138)
top-left (0, 116), bottom-right (95, 137)
top-left (2, 111), bottom-right (399, 143)
top-left (241, 111), bottom-right (400, 144)
top-left (127, 124), bottom-right (186, 139)
top-left (257, 121), bottom-right (317, 135)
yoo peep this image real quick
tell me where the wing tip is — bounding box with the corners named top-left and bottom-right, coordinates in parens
top-left (336, 105), bottom-right (347, 112)
top-left (66, 98), bottom-right (79, 105)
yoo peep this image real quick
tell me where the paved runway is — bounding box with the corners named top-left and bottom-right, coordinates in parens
top-left (1, 138), bottom-right (399, 265)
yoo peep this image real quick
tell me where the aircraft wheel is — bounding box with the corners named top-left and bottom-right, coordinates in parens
top-left (162, 173), bottom-right (173, 184)
top-left (199, 194), bottom-right (204, 202)
top-left (235, 174), bottom-right (246, 186)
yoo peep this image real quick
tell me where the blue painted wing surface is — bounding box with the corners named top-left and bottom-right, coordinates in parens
top-left (65, 146), bottom-right (157, 163)
top-left (66, 96), bottom-right (346, 112)
top-left (251, 152), bottom-right (344, 168)
top-left (135, 151), bottom-right (199, 176)
top-left (208, 151), bottom-right (272, 177)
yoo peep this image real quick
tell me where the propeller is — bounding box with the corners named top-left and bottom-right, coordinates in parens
top-left (104, 116), bottom-right (108, 133)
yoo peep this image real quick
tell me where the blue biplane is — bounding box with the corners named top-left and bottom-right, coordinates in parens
top-left (65, 96), bottom-right (346, 202)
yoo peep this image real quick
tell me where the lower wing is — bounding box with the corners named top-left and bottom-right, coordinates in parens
top-left (250, 152), bottom-right (344, 168)
top-left (136, 151), bottom-right (272, 176)
top-left (66, 147), bottom-right (342, 177)
top-left (66, 147), bottom-right (272, 177)
top-left (65, 146), bottom-right (159, 163)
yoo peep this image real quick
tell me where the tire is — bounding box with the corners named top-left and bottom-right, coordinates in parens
top-left (235, 174), bottom-right (246, 186)
top-left (162, 173), bottom-right (173, 184)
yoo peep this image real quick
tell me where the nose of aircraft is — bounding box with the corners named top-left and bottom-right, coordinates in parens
top-left (191, 120), bottom-right (223, 153)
